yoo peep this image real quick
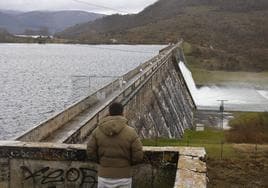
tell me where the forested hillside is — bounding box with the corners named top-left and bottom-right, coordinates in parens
top-left (57, 0), bottom-right (268, 71)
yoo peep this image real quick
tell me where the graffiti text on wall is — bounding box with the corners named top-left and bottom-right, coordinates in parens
top-left (21, 166), bottom-right (97, 187)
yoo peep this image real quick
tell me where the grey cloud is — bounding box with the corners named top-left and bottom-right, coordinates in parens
top-left (0, 0), bottom-right (158, 14)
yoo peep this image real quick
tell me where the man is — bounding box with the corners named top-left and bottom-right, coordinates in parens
top-left (87, 102), bottom-right (143, 188)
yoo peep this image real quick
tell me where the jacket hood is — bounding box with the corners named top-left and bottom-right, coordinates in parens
top-left (99, 115), bottom-right (128, 136)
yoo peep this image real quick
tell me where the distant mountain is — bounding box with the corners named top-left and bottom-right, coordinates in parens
top-left (0, 10), bottom-right (105, 35)
top-left (57, 0), bottom-right (268, 71)
top-left (0, 12), bottom-right (21, 33)
top-left (0, 10), bottom-right (23, 15)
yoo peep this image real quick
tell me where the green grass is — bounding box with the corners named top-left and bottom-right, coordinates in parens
top-left (142, 128), bottom-right (225, 145)
top-left (142, 128), bottom-right (240, 159)
top-left (182, 42), bottom-right (193, 55)
top-left (143, 128), bottom-right (268, 187)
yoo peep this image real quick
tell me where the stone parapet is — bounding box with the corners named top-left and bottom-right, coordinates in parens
top-left (0, 141), bottom-right (206, 188)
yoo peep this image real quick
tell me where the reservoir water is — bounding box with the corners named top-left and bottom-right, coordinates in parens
top-left (0, 43), bottom-right (165, 140)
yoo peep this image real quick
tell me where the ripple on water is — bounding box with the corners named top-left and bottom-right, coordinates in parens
top-left (0, 44), bottom-right (165, 140)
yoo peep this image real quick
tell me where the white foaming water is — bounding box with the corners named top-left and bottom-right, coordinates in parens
top-left (257, 90), bottom-right (268, 100)
top-left (179, 61), bottom-right (268, 112)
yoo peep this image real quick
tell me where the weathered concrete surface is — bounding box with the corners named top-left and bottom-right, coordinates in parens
top-left (143, 146), bottom-right (207, 188)
top-left (177, 147), bottom-right (206, 159)
top-left (121, 46), bottom-right (195, 140)
top-left (0, 141), bottom-right (206, 188)
top-left (10, 160), bottom-right (97, 188)
top-left (143, 146), bottom-right (206, 159)
top-left (178, 156), bottom-right (206, 173)
top-left (174, 169), bottom-right (207, 188)
top-left (175, 147), bottom-right (207, 188)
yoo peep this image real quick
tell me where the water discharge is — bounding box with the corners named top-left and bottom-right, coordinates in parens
top-left (179, 61), bottom-right (268, 112)
top-left (257, 90), bottom-right (268, 100)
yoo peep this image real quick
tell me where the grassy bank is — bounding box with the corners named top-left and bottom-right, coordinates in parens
top-left (142, 128), bottom-right (268, 187)
top-left (226, 112), bottom-right (268, 143)
top-left (142, 129), bottom-right (237, 159)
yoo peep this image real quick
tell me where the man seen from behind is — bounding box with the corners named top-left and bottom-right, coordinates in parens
top-left (87, 102), bottom-right (143, 188)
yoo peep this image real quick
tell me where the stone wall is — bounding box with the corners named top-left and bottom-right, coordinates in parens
top-left (0, 141), bottom-right (206, 188)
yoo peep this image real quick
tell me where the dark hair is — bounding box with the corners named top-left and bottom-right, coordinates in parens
top-left (109, 102), bottom-right (124, 116)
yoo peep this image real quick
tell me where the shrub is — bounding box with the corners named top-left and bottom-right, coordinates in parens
top-left (226, 112), bottom-right (268, 143)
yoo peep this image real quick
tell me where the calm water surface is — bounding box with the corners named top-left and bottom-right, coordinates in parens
top-left (0, 43), bottom-right (165, 140)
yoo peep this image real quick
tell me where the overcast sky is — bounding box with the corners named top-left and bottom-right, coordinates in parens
top-left (0, 0), bottom-right (158, 14)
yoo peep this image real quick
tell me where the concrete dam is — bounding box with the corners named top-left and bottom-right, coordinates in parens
top-left (0, 42), bottom-right (207, 188)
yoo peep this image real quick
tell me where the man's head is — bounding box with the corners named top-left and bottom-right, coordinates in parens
top-left (109, 102), bottom-right (124, 116)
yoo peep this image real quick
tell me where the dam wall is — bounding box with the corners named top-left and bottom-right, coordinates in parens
top-left (16, 43), bottom-right (196, 143)
top-left (122, 47), bottom-right (195, 139)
